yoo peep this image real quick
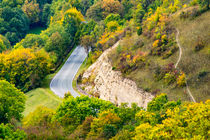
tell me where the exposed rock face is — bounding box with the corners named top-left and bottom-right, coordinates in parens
top-left (81, 41), bottom-right (154, 108)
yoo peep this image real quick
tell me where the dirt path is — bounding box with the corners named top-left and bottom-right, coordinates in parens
top-left (175, 29), bottom-right (196, 102)
top-left (175, 29), bottom-right (182, 68)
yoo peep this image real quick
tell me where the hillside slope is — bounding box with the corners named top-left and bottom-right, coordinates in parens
top-left (109, 9), bottom-right (210, 102)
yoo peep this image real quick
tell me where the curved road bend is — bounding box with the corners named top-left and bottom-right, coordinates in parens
top-left (50, 46), bottom-right (87, 98)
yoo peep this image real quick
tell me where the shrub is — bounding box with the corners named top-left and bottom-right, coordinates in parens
top-left (137, 26), bottom-right (142, 36)
top-left (198, 69), bottom-right (208, 79)
top-left (177, 72), bottom-right (186, 87)
top-left (107, 21), bottom-right (119, 32)
top-left (0, 124), bottom-right (26, 139)
top-left (194, 37), bottom-right (205, 51)
top-left (164, 72), bottom-right (176, 85)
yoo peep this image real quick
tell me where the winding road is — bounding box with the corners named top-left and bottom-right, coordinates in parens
top-left (50, 46), bottom-right (87, 98)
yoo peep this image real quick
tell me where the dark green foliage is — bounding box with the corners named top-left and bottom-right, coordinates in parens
top-left (0, 7), bottom-right (29, 44)
top-left (137, 26), bottom-right (142, 36)
top-left (41, 4), bottom-right (51, 25)
top-left (115, 103), bottom-right (141, 124)
top-left (197, 0), bottom-right (210, 10)
top-left (103, 124), bottom-right (117, 139)
top-left (80, 0), bottom-right (94, 15)
top-left (0, 0), bottom-right (25, 8)
top-left (81, 19), bottom-right (96, 36)
top-left (33, 0), bottom-right (52, 9)
top-left (121, 0), bottom-right (133, 20)
top-left (63, 15), bottom-right (78, 41)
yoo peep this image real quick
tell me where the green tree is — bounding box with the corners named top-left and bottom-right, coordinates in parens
top-left (0, 7), bottom-right (29, 44)
top-left (137, 26), bottom-right (142, 36)
top-left (104, 13), bottom-right (121, 25)
top-left (198, 0), bottom-right (210, 9)
top-left (134, 100), bottom-right (210, 139)
top-left (41, 3), bottom-right (51, 25)
top-left (121, 0), bottom-right (133, 19)
top-left (81, 20), bottom-right (96, 36)
top-left (1, 0), bottom-right (24, 7)
top-left (80, 0), bottom-right (94, 14)
top-left (45, 32), bottom-right (65, 58)
top-left (0, 34), bottom-right (11, 53)
top-left (0, 123), bottom-right (26, 139)
top-left (102, 0), bottom-right (123, 17)
top-left (14, 34), bottom-right (47, 49)
top-left (86, 2), bottom-right (103, 21)
top-left (0, 48), bottom-right (52, 91)
top-left (23, 106), bottom-right (55, 127)
top-left (134, 4), bottom-right (145, 25)
top-left (0, 80), bottom-right (26, 123)
top-left (147, 93), bottom-right (168, 112)
top-left (55, 96), bottom-right (116, 131)
top-left (22, 106), bottom-right (65, 139)
top-left (107, 21), bottom-right (119, 32)
top-left (22, 0), bottom-right (40, 24)
top-left (81, 35), bottom-right (94, 54)
top-left (87, 110), bottom-right (121, 139)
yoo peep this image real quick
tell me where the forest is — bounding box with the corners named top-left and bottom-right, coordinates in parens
top-left (0, 0), bottom-right (209, 139)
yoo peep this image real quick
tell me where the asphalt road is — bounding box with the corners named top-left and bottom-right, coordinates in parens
top-left (50, 46), bottom-right (87, 98)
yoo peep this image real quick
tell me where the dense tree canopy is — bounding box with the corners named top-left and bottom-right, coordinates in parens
top-left (0, 7), bottom-right (29, 44)
top-left (22, 94), bottom-right (210, 139)
top-left (0, 0), bottom-right (209, 139)
top-left (22, 0), bottom-right (40, 24)
top-left (55, 96), bottom-right (116, 130)
top-left (0, 48), bottom-right (52, 91)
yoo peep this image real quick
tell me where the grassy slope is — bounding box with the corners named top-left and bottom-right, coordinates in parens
top-left (23, 46), bottom-right (77, 116)
top-left (23, 74), bottom-right (62, 116)
top-left (111, 9), bottom-right (210, 102)
top-left (173, 10), bottom-right (210, 101)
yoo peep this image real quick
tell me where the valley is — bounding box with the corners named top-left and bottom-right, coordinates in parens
top-left (0, 0), bottom-right (209, 139)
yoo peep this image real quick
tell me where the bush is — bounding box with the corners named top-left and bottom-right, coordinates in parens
top-left (177, 72), bottom-right (186, 87)
top-left (107, 21), bottom-right (119, 32)
top-left (137, 26), bottom-right (142, 36)
top-left (164, 72), bottom-right (176, 85)
top-left (194, 37), bottom-right (205, 51)
top-left (0, 124), bottom-right (26, 139)
top-left (198, 69), bottom-right (208, 79)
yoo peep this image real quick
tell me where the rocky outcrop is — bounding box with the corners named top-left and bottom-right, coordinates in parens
top-left (81, 41), bottom-right (154, 108)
